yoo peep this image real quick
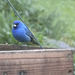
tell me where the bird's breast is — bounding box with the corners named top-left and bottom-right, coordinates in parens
top-left (12, 27), bottom-right (31, 42)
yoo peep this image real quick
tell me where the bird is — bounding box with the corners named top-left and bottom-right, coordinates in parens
top-left (12, 20), bottom-right (38, 45)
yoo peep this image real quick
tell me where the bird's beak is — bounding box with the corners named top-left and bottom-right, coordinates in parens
top-left (13, 24), bottom-right (16, 28)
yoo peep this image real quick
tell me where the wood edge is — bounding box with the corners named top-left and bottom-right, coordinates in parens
top-left (0, 49), bottom-right (73, 53)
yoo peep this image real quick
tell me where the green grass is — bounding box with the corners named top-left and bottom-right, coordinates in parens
top-left (0, 0), bottom-right (75, 48)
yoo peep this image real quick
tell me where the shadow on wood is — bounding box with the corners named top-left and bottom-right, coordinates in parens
top-left (0, 44), bottom-right (73, 75)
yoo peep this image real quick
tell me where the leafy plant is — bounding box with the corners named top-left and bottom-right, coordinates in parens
top-left (0, 0), bottom-right (75, 48)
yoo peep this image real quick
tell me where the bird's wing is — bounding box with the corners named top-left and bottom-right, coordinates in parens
top-left (26, 30), bottom-right (38, 45)
top-left (26, 30), bottom-right (34, 38)
top-left (23, 26), bottom-right (38, 44)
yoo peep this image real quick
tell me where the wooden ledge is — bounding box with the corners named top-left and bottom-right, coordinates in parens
top-left (0, 44), bottom-right (74, 51)
top-left (0, 44), bottom-right (73, 75)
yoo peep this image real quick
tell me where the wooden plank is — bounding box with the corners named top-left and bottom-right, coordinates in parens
top-left (0, 57), bottom-right (73, 65)
top-left (0, 59), bottom-right (72, 69)
top-left (0, 45), bottom-right (73, 75)
top-left (0, 70), bottom-right (73, 75)
top-left (0, 50), bottom-right (72, 59)
top-left (0, 44), bottom-right (46, 50)
top-left (0, 51), bottom-right (73, 75)
top-left (0, 44), bottom-right (74, 50)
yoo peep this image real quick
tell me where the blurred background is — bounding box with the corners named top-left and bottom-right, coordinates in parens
top-left (0, 0), bottom-right (75, 48)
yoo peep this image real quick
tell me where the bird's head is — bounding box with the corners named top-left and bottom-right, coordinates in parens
top-left (13, 20), bottom-right (22, 28)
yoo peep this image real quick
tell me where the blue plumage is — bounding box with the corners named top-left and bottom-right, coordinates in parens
top-left (12, 20), bottom-right (37, 44)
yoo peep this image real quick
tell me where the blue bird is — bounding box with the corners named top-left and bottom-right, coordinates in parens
top-left (12, 20), bottom-right (38, 45)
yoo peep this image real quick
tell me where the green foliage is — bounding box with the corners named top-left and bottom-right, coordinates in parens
top-left (0, 0), bottom-right (75, 48)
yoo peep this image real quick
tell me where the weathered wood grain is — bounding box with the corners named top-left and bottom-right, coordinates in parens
top-left (0, 44), bottom-right (42, 50)
top-left (0, 45), bottom-right (73, 75)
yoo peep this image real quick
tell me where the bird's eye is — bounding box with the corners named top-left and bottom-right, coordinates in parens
top-left (16, 23), bottom-right (19, 25)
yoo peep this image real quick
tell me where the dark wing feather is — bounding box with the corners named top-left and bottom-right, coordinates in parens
top-left (26, 31), bottom-right (38, 45)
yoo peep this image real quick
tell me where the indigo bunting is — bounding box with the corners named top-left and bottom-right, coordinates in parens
top-left (12, 20), bottom-right (38, 45)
